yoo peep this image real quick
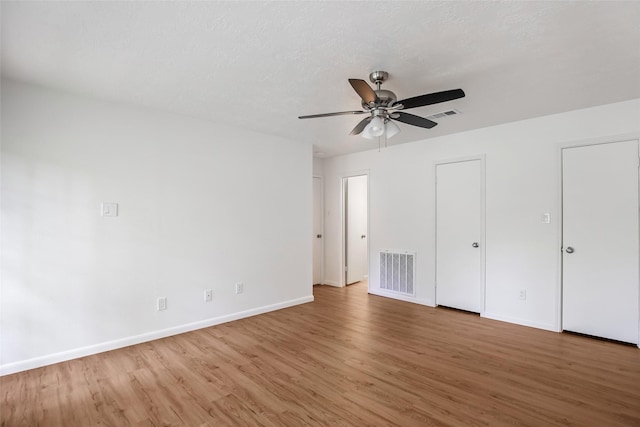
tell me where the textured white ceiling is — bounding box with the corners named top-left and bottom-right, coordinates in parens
top-left (2, 1), bottom-right (639, 157)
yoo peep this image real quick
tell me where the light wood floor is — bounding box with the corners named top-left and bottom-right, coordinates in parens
top-left (2, 282), bottom-right (640, 426)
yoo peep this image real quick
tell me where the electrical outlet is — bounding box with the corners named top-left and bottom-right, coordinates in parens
top-left (235, 282), bottom-right (244, 294)
top-left (204, 289), bottom-right (212, 302)
top-left (518, 289), bottom-right (527, 301)
top-left (157, 297), bottom-right (167, 311)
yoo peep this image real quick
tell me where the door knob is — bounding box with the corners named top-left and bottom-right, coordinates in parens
top-left (361, 235), bottom-right (366, 239)
top-left (565, 246), bottom-right (574, 254)
top-left (472, 242), bottom-right (479, 248)
top-left (316, 234), bottom-right (322, 238)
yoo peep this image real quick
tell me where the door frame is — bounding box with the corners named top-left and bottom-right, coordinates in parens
top-left (557, 133), bottom-right (640, 347)
top-left (313, 175), bottom-right (325, 286)
top-left (341, 170), bottom-right (370, 288)
top-left (434, 155), bottom-right (486, 315)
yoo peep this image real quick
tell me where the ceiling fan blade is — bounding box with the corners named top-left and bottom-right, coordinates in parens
top-left (350, 117), bottom-right (372, 135)
top-left (394, 112), bottom-right (438, 129)
top-left (298, 110), bottom-right (367, 119)
top-left (349, 79), bottom-right (377, 104)
top-left (397, 89), bottom-right (465, 110)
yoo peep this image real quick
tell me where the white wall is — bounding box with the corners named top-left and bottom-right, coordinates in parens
top-left (323, 99), bottom-right (640, 331)
top-left (0, 79), bottom-right (313, 375)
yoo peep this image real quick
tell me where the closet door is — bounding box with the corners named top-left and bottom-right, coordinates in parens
top-left (436, 160), bottom-right (483, 313)
top-left (562, 140), bottom-right (639, 344)
top-left (313, 177), bottom-right (323, 285)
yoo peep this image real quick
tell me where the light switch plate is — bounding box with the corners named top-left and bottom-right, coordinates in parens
top-left (101, 202), bottom-right (118, 217)
top-left (541, 213), bottom-right (550, 224)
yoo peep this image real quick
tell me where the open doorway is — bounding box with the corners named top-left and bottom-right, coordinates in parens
top-left (343, 174), bottom-right (369, 286)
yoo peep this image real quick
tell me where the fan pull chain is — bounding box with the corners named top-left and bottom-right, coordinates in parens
top-left (378, 123), bottom-right (388, 152)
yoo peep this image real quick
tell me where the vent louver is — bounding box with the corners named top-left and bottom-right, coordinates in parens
top-left (379, 251), bottom-right (416, 296)
top-left (424, 109), bottom-right (460, 121)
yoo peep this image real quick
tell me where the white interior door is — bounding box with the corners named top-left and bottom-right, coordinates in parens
top-left (436, 160), bottom-right (483, 313)
top-left (562, 140), bottom-right (639, 344)
top-left (313, 177), bottom-right (323, 285)
top-left (346, 175), bottom-right (368, 285)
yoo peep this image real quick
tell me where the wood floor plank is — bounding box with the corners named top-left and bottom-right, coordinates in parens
top-left (2, 281), bottom-right (640, 426)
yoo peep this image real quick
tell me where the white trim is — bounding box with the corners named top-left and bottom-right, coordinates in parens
top-left (482, 311), bottom-right (557, 332)
top-left (557, 133), bottom-right (640, 346)
top-left (341, 169), bottom-right (371, 179)
top-left (322, 280), bottom-right (341, 287)
top-left (0, 295), bottom-right (314, 376)
top-left (340, 177), bottom-right (345, 287)
top-left (557, 132), bottom-right (640, 151)
top-left (368, 288), bottom-right (433, 307)
top-left (555, 142), bottom-right (564, 332)
top-left (434, 154), bottom-right (486, 167)
top-left (434, 155), bottom-right (487, 315)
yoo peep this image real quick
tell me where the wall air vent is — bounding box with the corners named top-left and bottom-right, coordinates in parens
top-left (424, 109), bottom-right (460, 121)
top-left (379, 251), bottom-right (416, 296)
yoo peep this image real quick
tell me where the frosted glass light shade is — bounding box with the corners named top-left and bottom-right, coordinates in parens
top-left (369, 116), bottom-right (384, 135)
top-left (362, 116), bottom-right (385, 139)
top-left (385, 120), bottom-right (400, 138)
top-left (362, 128), bottom-right (374, 139)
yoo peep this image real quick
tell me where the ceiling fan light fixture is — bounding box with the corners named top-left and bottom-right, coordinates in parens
top-left (361, 128), bottom-right (375, 140)
top-left (363, 115), bottom-right (385, 139)
top-left (385, 120), bottom-right (400, 138)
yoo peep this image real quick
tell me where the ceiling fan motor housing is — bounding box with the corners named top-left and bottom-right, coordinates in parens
top-left (362, 91), bottom-right (398, 118)
top-left (375, 89), bottom-right (397, 106)
top-left (369, 70), bottom-right (389, 85)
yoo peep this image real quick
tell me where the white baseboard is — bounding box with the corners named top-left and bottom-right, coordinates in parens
top-left (368, 288), bottom-right (434, 307)
top-left (366, 290), bottom-right (558, 333)
top-left (322, 280), bottom-right (341, 287)
top-left (0, 295), bottom-right (314, 376)
top-left (482, 311), bottom-right (557, 332)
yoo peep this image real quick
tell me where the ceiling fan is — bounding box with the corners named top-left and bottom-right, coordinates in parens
top-left (298, 71), bottom-right (465, 140)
